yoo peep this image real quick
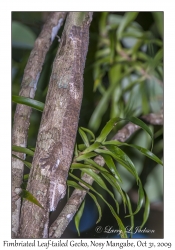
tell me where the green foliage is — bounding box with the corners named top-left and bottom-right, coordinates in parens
top-left (89, 12), bottom-right (163, 132)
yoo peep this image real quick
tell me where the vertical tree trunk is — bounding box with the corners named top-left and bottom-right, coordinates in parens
top-left (12, 12), bottom-right (67, 238)
top-left (18, 12), bottom-right (93, 238)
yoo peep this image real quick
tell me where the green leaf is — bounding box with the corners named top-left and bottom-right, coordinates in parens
top-left (96, 117), bottom-right (123, 143)
top-left (67, 180), bottom-right (85, 190)
top-left (117, 12), bottom-right (138, 39)
top-left (101, 154), bottom-right (122, 183)
top-left (12, 95), bottom-right (44, 112)
top-left (88, 192), bottom-right (102, 224)
top-left (80, 168), bottom-right (119, 213)
top-left (12, 145), bottom-right (34, 156)
top-left (103, 141), bottom-right (163, 165)
top-left (95, 147), bottom-right (139, 182)
top-left (140, 190), bottom-right (150, 228)
top-left (75, 152), bottom-right (97, 162)
top-left (133, 179), bottom-right (145, 215)
top-left (12, 154), bottom-right (32, 169)
top-left (79, 127), bottom-right (95, 142)
top-left (78, 128), bottom-right (90, 147)
top-left (83, 159), bottom-right (110, 174)
top-left (23, 174), bottom-right (29, 181)
top-left (101, 172), bottom-right (126, 210)
top-left (19, 189), bottom-right (43, 209)
top-left (83, 142), bottom-right (101, 154)
top-left (78, 144), bottom-right (86, 151)
top-left (12, 21), bottom-right (36, 49)
top-left (74, 200), bottom-right (85, 236)
top-left (69, 173), bottom-right (127, 238)
top-left (126, 116), bottom-right (153, 142)
top-left (124, 192), bottom-right (134, 238)
top-left (71, 163), bottom-right (97, 171)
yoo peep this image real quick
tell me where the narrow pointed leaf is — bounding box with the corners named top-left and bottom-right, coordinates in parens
top-left (12, 145), bottom-right (34, 156)
top-left (67, 180), bottom-right (85, 190)
top-left (75, 152), bottom-right (97, 162)
top-left (19, 189), bottom-right (43, 209)
top-left (79, 128), bottom-right (89, 147)
top-left (124, 192), bottom-right (134, 238)
top-left (71, 163), bottom-right (96, 171)
top-left (12, 95), bottom-right (44, 112)
top-left (133, 179), bottom-right (144, 215)
top-left (126, 116), bottom-right (153, 149)
top-left (69, 173), bottom-right (127, 238)
top-left (74, 200), bottom-right (85, 236)
top-left (95, 147), bottom-right (138, 182)
top-left (83, 142), bottom-right (101, 154)
top-left (103, 141), bottom-right (163, 165)
top-left (84, 158), bottom-right (109, 174)
top-left (101, 154), bottom-right (122, 183)
top-left (88, 192), bottom-right (102, 223)
top-left (80, 168), bottom-right (119, 213)
top-left (140, 190), bottom-right (150, 229)
top-left (101, 172), bottom-right (126, 210)
top-left (96, 117), bottom-right (123, 143)
top-left (80, 127), bottom-right (95, 141)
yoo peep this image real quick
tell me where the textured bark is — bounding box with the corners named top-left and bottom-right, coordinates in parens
top-left (12, 12), bottom-right (67, 238)
top-left (49, 113), bottom-right (163, 238)
top-left (18, 12), bottom-right (93, 238)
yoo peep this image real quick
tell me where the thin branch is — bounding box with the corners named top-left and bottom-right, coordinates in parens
top-left (49, 112), bottom-right (163, 238)
top-left (12, 12), bottom-right (67, 238)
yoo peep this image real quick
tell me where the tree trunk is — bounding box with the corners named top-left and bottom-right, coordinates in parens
top-left (12, 12), bottom-right (67, 238)
top-left (18, 12), bottom-right (93, 238)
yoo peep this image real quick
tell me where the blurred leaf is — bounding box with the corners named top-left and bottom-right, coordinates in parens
top-left (74, 200), bottom-right (85, 236)
top-left (12, 145), bottom-right (34, 156)
top-left (152, 12), bottom-right (163, 38)
top-left (12, 95), bottom-right (44, 112)
top-left (19, 189), bottom-right (43, 209)
top-left (88, 192), bottom-right (102, 223)
top-left (117, 12), bottom-right (138, 39)
top-left (12, 21), bottom-right (36, 49)
top-left (23, 174), bottom-right (29, 181)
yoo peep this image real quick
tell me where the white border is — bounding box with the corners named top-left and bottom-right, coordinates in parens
top-left (1, 0), bottom-right (175, 248)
